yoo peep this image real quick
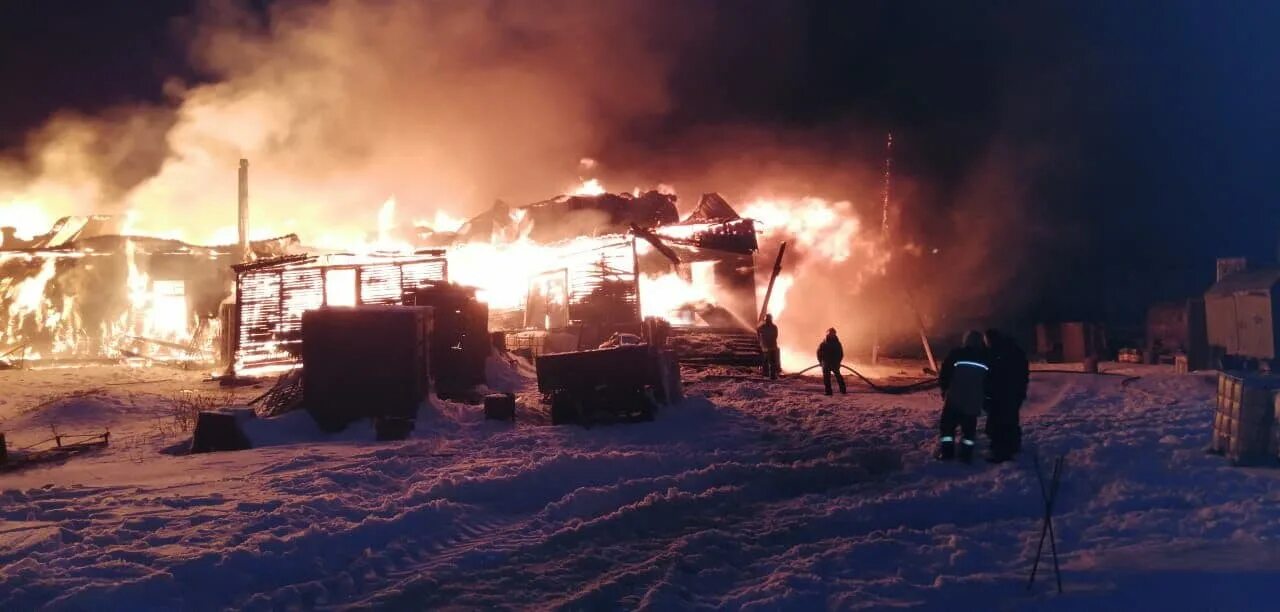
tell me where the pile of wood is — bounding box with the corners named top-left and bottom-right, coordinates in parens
top-left (249, 368), bottom-right (305, 417)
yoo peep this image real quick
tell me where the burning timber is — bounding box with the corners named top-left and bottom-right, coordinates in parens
top-left (0, 213), bottom-right (299, 362)
top-left (1, 185), bottom-right (772, 370)
top-left (467, 191), bottom-right (765, 365)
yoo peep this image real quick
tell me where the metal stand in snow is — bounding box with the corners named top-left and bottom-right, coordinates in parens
top-left (1028, 453), bottom-right (1065, 594)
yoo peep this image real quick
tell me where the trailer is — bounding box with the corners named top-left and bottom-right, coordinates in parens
top-left (1204, 269), bottom-right (1280, 368)
top-left (535, 344), bottom-right (680, 425)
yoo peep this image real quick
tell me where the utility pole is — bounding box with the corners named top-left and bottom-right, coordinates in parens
top-left (237, 159), bottom-right (250, 263)
top-left (881, 133), bottom-right (893, 239)
top-left (872, 133), bottom-right (893, 364)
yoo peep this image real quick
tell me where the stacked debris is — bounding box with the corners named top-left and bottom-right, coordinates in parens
top-left (248, 368), bottom-right (305, 417)
top-left (4, 215), bottom-right (124, 250)
top-left (519, 191), bottom-right (679, 244)
top-left (654, 193), bottom-right (759, 255)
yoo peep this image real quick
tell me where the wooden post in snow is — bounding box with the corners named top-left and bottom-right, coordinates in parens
top-left (906, 289), bottom-right (938, 374)
top-left (758, 242), bottom-right (787, 323)
top-left (632, 236), bottom-right (641, 322)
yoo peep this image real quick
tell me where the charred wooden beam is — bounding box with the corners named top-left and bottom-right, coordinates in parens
top-left (629, 224), bottom-right (681, 265)
top-left (231, 253), bottom-right (314, 273)
top-left (123, 335), bottom-right (213, 355)
top-left (758, 242), bottom-right (787, 323)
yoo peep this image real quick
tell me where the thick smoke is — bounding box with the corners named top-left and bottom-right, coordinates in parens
top-left (594, 125), bottom-right (1062, 363)
top-left (1, 0), bottom-right (702, 243)
top-left (0, 0), bottom-right (1064, 361)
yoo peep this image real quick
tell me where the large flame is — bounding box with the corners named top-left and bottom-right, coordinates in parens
top-left (0, 243), bottom-right (209, 361)
top-left (0, 0), bottom-right (895, 366)
top-left (569, 178), bottom-right (606, 196)
top-left (414, 210), bottom-right (467, 233)
top-left (742, 197), bottom-right (867, 264)
top-left (1, 167), bottom-right (886, 366)
top-left (0, 201), bottom-right (54, 241)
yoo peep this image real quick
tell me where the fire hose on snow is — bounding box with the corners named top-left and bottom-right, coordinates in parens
top-left (793, 363), bottom-right (940, 395)
top-left (785, 361), bottom-right (1138, 394)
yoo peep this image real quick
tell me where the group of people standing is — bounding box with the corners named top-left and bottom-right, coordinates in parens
top-left (757, 316), bottom-right (1029, 464)
top-left (937, 329), bottom-right (1029, 464)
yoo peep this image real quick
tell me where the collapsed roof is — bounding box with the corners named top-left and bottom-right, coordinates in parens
top-left (0, 214), bottom-right (302, 259)
top-left (683, 193), bottom-right (740, 223)
top-left (432, 190), bottom-right (757, 255)
top-left (2, 215), bottom-right (124, 250)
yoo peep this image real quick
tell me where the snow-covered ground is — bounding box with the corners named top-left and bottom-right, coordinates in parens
top-left (1, 359), bottom-right (1277, 610)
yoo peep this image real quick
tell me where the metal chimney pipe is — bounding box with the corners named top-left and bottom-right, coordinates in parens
top-left (237, 158), bottom-right (249, 262)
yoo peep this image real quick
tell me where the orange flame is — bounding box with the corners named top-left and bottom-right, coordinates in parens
top-left (569, 178), bottom-right (606, 196)
top-left (2, 168), bottom-right (888, 365)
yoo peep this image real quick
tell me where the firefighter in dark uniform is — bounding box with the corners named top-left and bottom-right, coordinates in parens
top-left (757, 314), bottom-right (781, 379)
top-left (817, 328), bottom-right (847, 395)
top-left (936, 330), bottom-right (990, 463)
top-left (984, 328), bottom-right (1029, 463)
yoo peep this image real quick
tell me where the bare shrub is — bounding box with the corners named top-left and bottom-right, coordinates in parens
top-left (169, 391), bottom-right (234, 433)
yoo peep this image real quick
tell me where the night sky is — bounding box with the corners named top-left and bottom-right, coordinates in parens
top-left (2, 0), bottom-right (1278, 326)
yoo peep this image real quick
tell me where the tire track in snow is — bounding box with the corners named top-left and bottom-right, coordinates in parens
top-left (5, 368), bottom-right (1238, 610)
top-left (354, 401), bottom-right (910, 609)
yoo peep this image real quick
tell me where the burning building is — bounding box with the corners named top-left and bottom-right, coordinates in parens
top-left (229, 251), bottom-right (449, 374)
top-left (0, 172), bottom-right (793, 372)
top-left (0, 213), bottom-right (298, 364)
top-left (431, 188), bottom-right (764, 360)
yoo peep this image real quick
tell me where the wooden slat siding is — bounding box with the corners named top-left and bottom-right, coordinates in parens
top-left (564, 240), bottom-right (640, 325)
top-left (233, 254), bottom-right (448, 373)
